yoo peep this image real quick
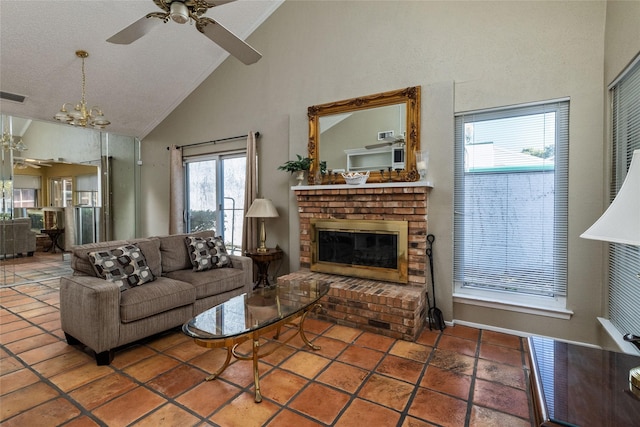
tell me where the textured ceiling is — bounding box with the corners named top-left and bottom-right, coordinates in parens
top-left (0, 0), bottom-right (282, 138)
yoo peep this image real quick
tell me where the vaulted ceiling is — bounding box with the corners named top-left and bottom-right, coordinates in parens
top-left (0, 0), bottom-right (282, 138)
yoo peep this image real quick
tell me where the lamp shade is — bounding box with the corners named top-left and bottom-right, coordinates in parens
top-left (246, 198), bottom-right (279, 218)
top-left (581, 149), bottom-right (640, 245)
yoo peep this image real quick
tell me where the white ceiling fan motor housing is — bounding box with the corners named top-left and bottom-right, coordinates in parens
top-left (170, 2), bottom-right (190, 24)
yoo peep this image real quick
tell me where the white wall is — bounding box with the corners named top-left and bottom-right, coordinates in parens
top-left (141, 1), bottom-right (640, 346)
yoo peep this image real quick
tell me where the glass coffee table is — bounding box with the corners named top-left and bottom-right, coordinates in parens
top-left (182, 279), bottom-right (330, 402)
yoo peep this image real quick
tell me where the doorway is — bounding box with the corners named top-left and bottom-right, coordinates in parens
top-left (185, 154), bottom-right (246, 254)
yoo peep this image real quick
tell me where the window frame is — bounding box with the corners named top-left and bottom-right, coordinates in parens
top-left (453, 99), bottom-right (572, 319)
top-left (604, 56), bottom-right (640, 352)
top-left (184, 150), bottom-right (246, 255)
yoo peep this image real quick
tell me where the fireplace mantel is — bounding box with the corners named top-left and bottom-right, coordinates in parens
top-left (292, 181), bottom-right (433, 191)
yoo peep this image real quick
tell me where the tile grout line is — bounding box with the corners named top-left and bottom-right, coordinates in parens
top-left (463, 328), bottom-right (483, 426)
top-left (398, 327), bottom-right (443, 425)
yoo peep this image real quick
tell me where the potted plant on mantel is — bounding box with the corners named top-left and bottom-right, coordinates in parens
top-left (278, 154), bottom-right (312, 185)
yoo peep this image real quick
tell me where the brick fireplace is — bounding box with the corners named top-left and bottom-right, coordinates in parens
top-left (279, 182), bottom-right (431, 341)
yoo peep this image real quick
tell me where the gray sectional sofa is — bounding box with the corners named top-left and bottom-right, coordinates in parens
top-left (60, 230), bottom-right (253, 365)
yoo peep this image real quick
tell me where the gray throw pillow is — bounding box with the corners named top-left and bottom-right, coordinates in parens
top-left (89, 244), bottom-right (155, 291)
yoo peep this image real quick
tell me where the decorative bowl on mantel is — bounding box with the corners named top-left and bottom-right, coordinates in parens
top-left (342, 171), bottom-right (369, 185)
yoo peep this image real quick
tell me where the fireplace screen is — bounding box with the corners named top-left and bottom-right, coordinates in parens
top-left (318, 231), bottom-right (398, 269)
top-left (311, 219), bottom-right (408, 284)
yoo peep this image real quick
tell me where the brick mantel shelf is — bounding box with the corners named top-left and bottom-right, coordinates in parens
top-left (291, 181), bottom-right (433, 191)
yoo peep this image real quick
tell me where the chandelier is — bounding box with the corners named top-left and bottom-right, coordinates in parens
top-left (0, 115), bottom-right (27, 152)
top-left (54, 50), bottom-right (110, 129)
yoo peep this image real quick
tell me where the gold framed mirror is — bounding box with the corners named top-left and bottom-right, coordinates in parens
top-left (308, 86), bottom-right (420, 184)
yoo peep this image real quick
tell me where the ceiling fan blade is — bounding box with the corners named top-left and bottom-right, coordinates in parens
top-left (16, 162), bottom-right (40, 169)
top-left (203, 0), bottom-right (237, 6)
top-left (107, 14), bottom-right (164, 45)
top-left (365, 142), bottom-right (393, 150)
top-left (197, 17), bottom-right (262, 65)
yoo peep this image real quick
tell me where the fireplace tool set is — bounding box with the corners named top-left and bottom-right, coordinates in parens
top-left (426, 234), bottom-right (446, 331)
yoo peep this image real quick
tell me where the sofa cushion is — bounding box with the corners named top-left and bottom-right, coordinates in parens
top-left (128, 238), bottom-right (162, 278)
top-left (72, 240), bottom-right (130, 277)
top-left (158, 230), bottom-right (214, 273)
top-left (119, 277), bottom-right (196, 323)
top-left (185, 236), bottom-right (233, 272)
top-left (89, 244), bottom-right (155, 291)
top-left (165, 267), bottom-right (246, 299)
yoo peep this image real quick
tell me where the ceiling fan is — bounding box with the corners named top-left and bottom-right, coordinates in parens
top-left (107, 0), bottom-right (262, 65)
top-left (13, 158), bottom-right (52, 169)
top-left (365, 135), bottom-right (406, 150)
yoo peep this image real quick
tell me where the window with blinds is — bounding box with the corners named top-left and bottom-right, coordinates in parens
top-left (454, 100), bottom-right (569, 300)
top-left (609, 59), bottom-right (640, 338)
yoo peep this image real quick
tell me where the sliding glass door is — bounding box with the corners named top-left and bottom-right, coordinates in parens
top-left (185, 154), bottom-right (245, 254)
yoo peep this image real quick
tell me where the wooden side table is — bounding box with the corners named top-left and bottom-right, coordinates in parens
top-left (41, 228), bottom-right (65, 253)
top-left (245, 248), bottom-right (283, 288)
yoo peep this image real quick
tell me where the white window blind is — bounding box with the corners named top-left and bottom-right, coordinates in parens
top-left (454, 100), bottom-right (569, 298)
top-left (75, 174), bottom-right (98, 192)
top-left (609, 59), bottom-right (640, 337)
top-left (14, 174), bottom-right (41, 189)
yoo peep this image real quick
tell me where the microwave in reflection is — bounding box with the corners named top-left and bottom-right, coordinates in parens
top-left (392, 146), bottom-right (405, 170)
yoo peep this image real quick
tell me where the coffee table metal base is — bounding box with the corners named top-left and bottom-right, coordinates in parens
top-left (190, 302), bottom-right (322, 403)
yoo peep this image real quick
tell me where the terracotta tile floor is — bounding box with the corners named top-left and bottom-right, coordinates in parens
top-left (0, 257), bottom-right (534, 426)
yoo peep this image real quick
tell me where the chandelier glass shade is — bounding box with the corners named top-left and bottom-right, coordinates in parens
top-left (0, 115), bottom-right (27, 152)
top-left (54, 50), bottom-right (110, 130)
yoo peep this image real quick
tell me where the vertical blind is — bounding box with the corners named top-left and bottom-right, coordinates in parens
top-left (609, 59), bottom-right (640, 337)
top-left (454, 100), bottom-right (569, 298)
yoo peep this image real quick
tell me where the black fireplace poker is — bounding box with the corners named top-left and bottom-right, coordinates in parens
top-left (427, 234), bottom-right (445, 331)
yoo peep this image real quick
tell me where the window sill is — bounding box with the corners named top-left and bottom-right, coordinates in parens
top-left (597, 317), bottom-right (640, 355)
top-left (453, 289), bottom-right (573, 320)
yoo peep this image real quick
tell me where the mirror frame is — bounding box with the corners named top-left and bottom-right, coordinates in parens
top-left (308, 86), bottom-right (421, 184)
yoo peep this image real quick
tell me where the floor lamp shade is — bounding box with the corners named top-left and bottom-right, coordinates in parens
top-left (246, 199), bottom-right (279, 252)
top-left (580, 149), bottom-right (640, 246)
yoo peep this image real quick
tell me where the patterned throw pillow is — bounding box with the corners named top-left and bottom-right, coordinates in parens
top-left (185, 236), bottom-right (233, 272)
top-left (186, 236), bottom-right (214, 272)
top-left (210, 236), bottom-right (233, 268)
top-left (89, 244), bottom-right (155, 291)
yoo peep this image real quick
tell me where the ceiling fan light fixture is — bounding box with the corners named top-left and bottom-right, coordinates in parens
top-left (170, 2), bottom-right (190, 24)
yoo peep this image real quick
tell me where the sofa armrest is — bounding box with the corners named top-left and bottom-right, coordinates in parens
top-left (229, 255), bottom-right (254, 294)
top-left (59, 275), bottom-right (121, 354)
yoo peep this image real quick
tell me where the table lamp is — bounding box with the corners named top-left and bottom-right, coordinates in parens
top-left (580, 148), bottom-right (640, 399)
top-left (246, 198), bottom-right (279, 252)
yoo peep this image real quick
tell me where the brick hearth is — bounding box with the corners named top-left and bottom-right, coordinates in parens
top-left (289, 182), bottom-right (431, 341)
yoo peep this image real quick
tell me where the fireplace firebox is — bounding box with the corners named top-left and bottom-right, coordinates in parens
top-left (310, 219), bottom-right (408, 283)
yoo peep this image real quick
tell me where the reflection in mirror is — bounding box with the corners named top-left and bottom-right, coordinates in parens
top-left (319, 104), bottom-right (406, 172)
top-left (308, 86), bottom-right (420, 184)
top-left (0, 115), bottom-right (139, 286)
